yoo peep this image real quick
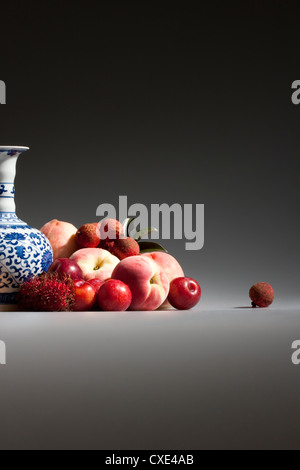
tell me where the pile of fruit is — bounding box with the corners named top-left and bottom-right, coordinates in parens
top-left (17, 218), bottom-right (275, 312)
top-left (18, 218), bottom-right (202, 312)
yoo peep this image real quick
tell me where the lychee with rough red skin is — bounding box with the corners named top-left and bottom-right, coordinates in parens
top-left (99, 219), bottom-right (124, 241)
top-left (102, 237), bottom-right (140, 260)
top-left (249, 282), bottom-right (274, 308)
top-left (76, 223), bottom-right (101, 249)
top-left (99, 239), bottom-right (115, 252)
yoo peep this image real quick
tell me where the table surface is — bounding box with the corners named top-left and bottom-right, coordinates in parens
top-left (0, 307), bottom-right (300, 450)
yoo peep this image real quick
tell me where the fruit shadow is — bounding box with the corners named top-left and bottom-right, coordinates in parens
top-left (234, 306), bottom-right (256, 309)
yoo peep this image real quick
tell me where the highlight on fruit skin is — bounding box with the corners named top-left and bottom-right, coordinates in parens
top-left (249, 282), bottom-right (274, 308)
top-left (18, 272), bottom-right (75, 312)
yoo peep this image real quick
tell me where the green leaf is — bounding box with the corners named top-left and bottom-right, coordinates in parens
top-left (122, 217), bottom-right (136, 237)
top-left (138, 241), bottom-right (169, 254)
top-left (133, 227), bottom-right (158, 242)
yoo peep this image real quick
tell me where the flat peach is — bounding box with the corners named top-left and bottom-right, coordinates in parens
top-left (70, 248), bottom-right (120, 282)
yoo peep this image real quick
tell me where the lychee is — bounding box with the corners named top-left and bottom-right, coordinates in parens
top-left (99, 239), bottom-right (115, 252)
top-left (249, 282), bottom-right (274, 308)
top-left (76, 223), bottom-right (101, 249)
top-left (103, 237), bottom-right (140, 260)
top-left (99, 219), bottom-right (124, 241)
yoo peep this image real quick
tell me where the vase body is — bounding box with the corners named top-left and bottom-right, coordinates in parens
top-left (0, 147), bottom-right (53, 306)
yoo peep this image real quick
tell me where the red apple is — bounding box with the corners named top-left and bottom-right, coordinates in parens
top-left (88, 278), bottom-right (105, 295)
top-left (168, 277), bottom-right (201, 310)
top-left (97, 279), bottom-right (132, 312)
top-left (73, 280), bottom-right (96, 311)
top-left (48, 258), bottom-right (83, 280)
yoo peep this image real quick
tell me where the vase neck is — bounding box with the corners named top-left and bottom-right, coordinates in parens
top-left (0, 148), bottom-right (29, 224)
top-left (0, 182), bottom-right (15, 212)
top-left (0, 155), bottom-right (18, 214)
top-left (0, 154), bottom-right (19, 214)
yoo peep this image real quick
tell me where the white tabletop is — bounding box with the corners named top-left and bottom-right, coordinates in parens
top-left (0, 307), bottom-right (299, 450)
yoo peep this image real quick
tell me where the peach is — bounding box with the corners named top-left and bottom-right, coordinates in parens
top-left (70, 248), bottom-right (120, 282)
top-left (112, 256), bottom-right (169, 311)
top-left (143, 252), bottom-right (184, 309)
top-left (40, 219), bottom-right (78, 260)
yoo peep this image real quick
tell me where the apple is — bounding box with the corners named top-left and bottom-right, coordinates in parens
top-left (41, 219), bottom-right (78, 260)
top-left (70, 248), bottom-right (120, 282)
top-left (48, 258), bottom-right (83, 280)
top-left (97, 279), bottom-right (132, 311)
top-left (88, 278), bottom-right (105, 295)
top-left (112, 256), bottom-right (169, 311)
top-left (76, 223), bottom-right (101, 249)
top-left (73, 280), bottom-right (96, 311)
top-left (143, 252), bottom-right (184, 309)
top-left (168, 277), bottom-right (201, 310)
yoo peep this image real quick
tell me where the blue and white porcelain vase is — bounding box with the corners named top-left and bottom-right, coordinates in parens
top-left (0, 146), bottom-right (53, 307)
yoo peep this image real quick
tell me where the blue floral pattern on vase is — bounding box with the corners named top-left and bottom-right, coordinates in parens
top-left (0, 185), bottom-right (8, 196)
top-left (0, 221), bottom-right (53, 304)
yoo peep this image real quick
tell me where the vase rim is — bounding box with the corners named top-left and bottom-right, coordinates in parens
top-left (0, 146), bottom-right (29, 152)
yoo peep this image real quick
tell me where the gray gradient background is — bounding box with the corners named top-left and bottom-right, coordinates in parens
top-left (0, 1), bottom-right (300, 450)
